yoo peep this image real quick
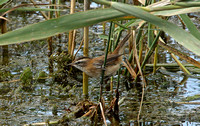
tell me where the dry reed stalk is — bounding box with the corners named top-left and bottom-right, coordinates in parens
top-left (158, 37), bottom-right (200, 68)
top-left (30, 0), bottom-right (49, 20)
top-left (70, 30), bottom-right (77, 57)
top-left (83, 0), bottom-right (90, 96)
top-left (133, 35), bottom-right (146, 121)
top-left (153, 46), bottom-right (158, 74)
top-left (74, 39), bottom-right (84, 58)
top-left (1, 18), bottom-right (9, 65)
top-left (122, 59), bottom-right (137, 79)
top-left (68, 0), bottom-right (76, 55)
top-left (171, 53), bottom-right (191, 75)
top-left (99, 102), bottom-right (107, 126)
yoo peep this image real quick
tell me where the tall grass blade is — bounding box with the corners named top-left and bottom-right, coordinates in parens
top-left (0, 7), bottom-right (61, 13)
top-left (158, 38), bottom-right (200, 68)
top-left (171, 53), bottom-right (191, 75)
top-left (153, 7), bottom-right (200, 16)
top-left (0, 8), bottom-right (127, 46)
top-left (147, 23), bottom-right (154, 47)
top-left (180, 14), bottom-right (200, 40)
top-left (141, 32), bottom-right (161, 69)
top-left (111, 2), bottom-right (200, 56)
top-left (0, 0), bottom-right (9, 5)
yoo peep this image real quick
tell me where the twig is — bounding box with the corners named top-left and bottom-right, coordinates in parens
top-left (118, 97), bottom-right (125, 105)
top-left (30, 0), bottom-right (49, 20)
top-left (71, 30), bottom-right (77, 58)
top-left (0, 16), bottom-right (9, 22)
top-left (99, 102), bottom-right (107, 126)
top-left (122, 59), bottom-right (137, 78)
top-left (23, 120), bottom-right (58, 126)
top-left (74, 38), bottom-right (84, 59)
top-left (171, 101), bottom-right (200, 105)
top-left (133, 33), bottom-right (146, 121)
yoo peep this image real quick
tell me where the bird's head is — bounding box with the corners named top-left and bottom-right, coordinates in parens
top-left (68, 57), bottom-right (91, 71)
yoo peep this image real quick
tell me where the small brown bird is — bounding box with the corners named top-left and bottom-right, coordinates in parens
top-left (69, 33), bottom-right (131, 78)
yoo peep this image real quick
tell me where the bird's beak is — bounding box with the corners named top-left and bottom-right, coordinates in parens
top-left (67, 62), bottom-right (75, 66)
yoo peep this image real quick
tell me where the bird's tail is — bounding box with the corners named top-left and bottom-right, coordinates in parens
top-left (113, 32), bottom-right (132, 54)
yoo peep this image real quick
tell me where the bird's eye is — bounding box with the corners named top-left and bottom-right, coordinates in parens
top-left (75, 61), bottom-right (81, 64)
top-left (75, 61), bottom-right (87, 67)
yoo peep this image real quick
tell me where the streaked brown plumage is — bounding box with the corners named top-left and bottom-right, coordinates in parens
top-left (69, 33), bottom-right (131, 78)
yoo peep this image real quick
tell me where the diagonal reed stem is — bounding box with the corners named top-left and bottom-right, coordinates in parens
top-left (100, 22), bottom-right (113, 99)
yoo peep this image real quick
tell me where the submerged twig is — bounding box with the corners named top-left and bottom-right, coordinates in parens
top-left (174, 102), bottom-right (200, 104)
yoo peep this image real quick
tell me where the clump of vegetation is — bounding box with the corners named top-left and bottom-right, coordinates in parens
top-left (20, 67), bottom-right (33, 91)
top-left (36, 71), bottom-right (47, 83)
top-left (52, 105), bottom-right (58, 116)
top-left (52, 51), bottom-right (82, 86)
top-left (0, 68), bottom-right (13, 82)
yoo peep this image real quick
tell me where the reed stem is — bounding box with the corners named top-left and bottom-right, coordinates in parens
top-left (171, 53), bottom-right (191, 75)
top-left (1, 18), bottom-right (8, 65)
top-left (141, 31), bottom-right (161, 69)
top-left (68, 0), bottom-right (76, 56)
top-left (153, 46), bottom-right (158, 74)
top-left (30, 0), bottom-right (49, 20)
top-left (100, 22), bottom-right (113, 98)
top-left (83, 0), bottom-right (90, 97)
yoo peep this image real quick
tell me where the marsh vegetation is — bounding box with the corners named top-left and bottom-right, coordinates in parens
top-left (1, 0), bottom-right (200, 125)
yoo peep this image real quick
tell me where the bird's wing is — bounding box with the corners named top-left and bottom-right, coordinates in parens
top-left (92, 54), bottom-right (123, 69)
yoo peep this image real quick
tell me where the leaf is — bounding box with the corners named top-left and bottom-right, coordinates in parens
top-left (111, 2), bottom-right (200, 56)
top-left (0, 0), bottom-right (9, 5)
top-left (158, 40), bottom-right (200, 68)
top-left (180, 14), bottom-right (200, 40)
top-left (0, 8), bottom-right (127, 45)
top-left (0, 7), bottom-right (63, 13)
top-left (98, 34), bottom-right (114, 40)
top-left (147, 0), bottom-right (171, 8)
top-left (138, 0), bottom-right (146, 5)
top-left (153, 7), bottom-right (200, 16)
